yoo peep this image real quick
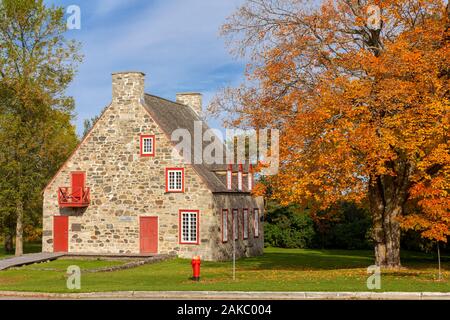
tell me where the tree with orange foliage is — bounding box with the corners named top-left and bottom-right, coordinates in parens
top-left (211, 0), bottom-right (449, 267)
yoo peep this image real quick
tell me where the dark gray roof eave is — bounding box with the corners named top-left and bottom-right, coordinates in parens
top-left (212, 191), bottom-right (252, 195)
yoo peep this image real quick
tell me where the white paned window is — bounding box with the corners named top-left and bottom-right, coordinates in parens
top-left (167, 169), bottom-right (183, 192)
top-left (143, 137), bottom-right (153, 154)
top-left (243, 209), bottom-right (249, 239)
top-left (140, 135), bottom-right (155, 156)
top-left (180, 211), bottom-right (198, 244)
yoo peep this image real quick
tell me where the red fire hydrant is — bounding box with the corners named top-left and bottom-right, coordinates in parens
top-left (191, 256), bottom-right (201, 281)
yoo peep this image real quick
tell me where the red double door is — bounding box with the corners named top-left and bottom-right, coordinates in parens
top-left (54, 216), bottom-right (158, 254)
top-left (140, 217), bottom-right (158, 254)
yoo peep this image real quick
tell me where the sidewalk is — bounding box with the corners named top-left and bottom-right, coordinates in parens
top-left (0, 253), bottom-right (64, 271)
top-left (1, 291), bottom-right (450, 300)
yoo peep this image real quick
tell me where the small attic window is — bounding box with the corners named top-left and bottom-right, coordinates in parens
top-left (140, 135), bottom-right (155, 156)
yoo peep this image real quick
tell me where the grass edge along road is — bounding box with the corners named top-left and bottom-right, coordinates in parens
top-left (0, 247), bottom-right (449, 293)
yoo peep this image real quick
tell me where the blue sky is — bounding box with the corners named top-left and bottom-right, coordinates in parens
top-left (47, 0), bottom-right (246, 136)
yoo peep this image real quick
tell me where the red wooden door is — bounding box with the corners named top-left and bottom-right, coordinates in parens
top-left (140, 217), bottom-right (158, 254)
top-left (71, 172), bottom-right (85, 201)
top-left (53, 216), bottom-right (68, 252)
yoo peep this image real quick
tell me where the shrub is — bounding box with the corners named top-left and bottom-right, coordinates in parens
top-left (312, 202), bottom-right (372, 249)
top-left (24, 225), bottom-right (42, 242)
top-left (264, 202), bottom-right (315, 248)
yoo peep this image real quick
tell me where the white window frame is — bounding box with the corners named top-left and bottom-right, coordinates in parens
top-left (167, 169), bottom-right (183, 192)
top-left (142, 136), bottom-right (154, 155)
top-left (180, 210), bottom-right (198, 244)
top-left (254, 208), bottom-right (260, 238)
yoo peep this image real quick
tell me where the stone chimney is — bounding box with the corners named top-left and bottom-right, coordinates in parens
top-left (112, 71), bottom-right (145, 104)
top-left (176, 92), bottom-right (202, 116)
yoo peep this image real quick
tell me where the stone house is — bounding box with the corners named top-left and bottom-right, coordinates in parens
top-left (42, 71), bottom-right (264, 261)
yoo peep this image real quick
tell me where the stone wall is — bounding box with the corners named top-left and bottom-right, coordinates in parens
top-left (112, 72), bottom-right (145, 104)
top-left (175, 93), bottom-right (202, 116)
top-left (211, 194), bottom-right (265, 261)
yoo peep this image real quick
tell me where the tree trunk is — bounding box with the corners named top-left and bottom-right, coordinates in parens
top-left (369, 174), bottom-right (407, 268)
top-left (4, 232), bottom-right (14, 253)
top-left (373, 206), bottom-right (401, 267)
top-left (15, 199), bottom-right (24, 256)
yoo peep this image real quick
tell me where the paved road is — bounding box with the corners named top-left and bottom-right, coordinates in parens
top-left (1, 291), bottom-right (450, 300)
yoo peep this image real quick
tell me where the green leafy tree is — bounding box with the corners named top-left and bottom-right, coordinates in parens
top-left (82, 111), bottom-right (103, 138)
top-left (264, 201), bottom-right (316, 248)
top-left (0, 0), bottom-right (81, 255)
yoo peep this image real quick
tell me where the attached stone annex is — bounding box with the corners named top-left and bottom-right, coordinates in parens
top-left (42, 71), bottom-right (264, 261)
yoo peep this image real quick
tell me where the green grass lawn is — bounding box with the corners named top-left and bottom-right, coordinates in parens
top-left (0, 247), bottom-right (449, 293)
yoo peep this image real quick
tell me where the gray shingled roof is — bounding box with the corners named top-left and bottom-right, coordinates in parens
top-left (143, 94), bottom-right (251, 193)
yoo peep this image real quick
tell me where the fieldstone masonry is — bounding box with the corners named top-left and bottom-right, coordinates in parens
top-left (42, 71), bottom-right (264, 261)
top-left (176, 93), bottom-right (202, 116)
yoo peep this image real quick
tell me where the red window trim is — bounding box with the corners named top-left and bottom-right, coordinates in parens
top-left (140, 134), bottom-right (155, 157)
top-left (178, 209), bottom-right (200, 245)
top-left (254, 208), bottom-right (260, 238)
top-left (242, 208), bottom-right (249, 240)
top-left (232, 209), bottom-right (239, 241)
top-left (165, 168), bottom-right (185, 193)
top-left (222, 209), bottom-right (229, 243)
